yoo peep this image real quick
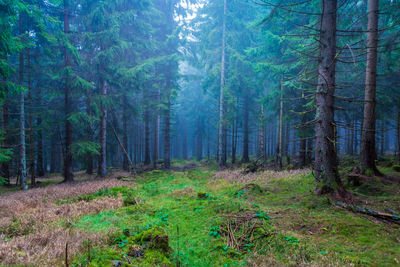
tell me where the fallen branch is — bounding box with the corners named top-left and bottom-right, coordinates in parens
top-left (336, 202), bottom-right (400, 224)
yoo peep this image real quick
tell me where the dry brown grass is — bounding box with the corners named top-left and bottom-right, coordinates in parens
top-left (213, 169), bottom-right (310, 183)
top-left (0, 177), bottom-right (133, 266)
top-left (170, 186), bottom-right (196, 199)
top-left (0, 227), bottom-right (109, 266)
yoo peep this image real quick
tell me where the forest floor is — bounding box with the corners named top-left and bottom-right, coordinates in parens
top-left (1, 160), bottom-right (400, 266)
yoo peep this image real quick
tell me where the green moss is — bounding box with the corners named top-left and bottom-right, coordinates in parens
top-left (69, 163), bottom-right (400, 267)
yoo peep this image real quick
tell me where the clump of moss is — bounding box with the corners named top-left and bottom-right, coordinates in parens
top-left (133, 227), bottom-right (170, 253)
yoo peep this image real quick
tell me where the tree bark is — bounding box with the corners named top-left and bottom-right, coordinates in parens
top-left (277, 75), bottom-right (284, 169)
top-left (397, 109), bottom-right (400, 163)
top-left (144, 103), bottom-right (151, 166)
top-left (152, 90), bottom-right (159, 169)
top-left (380, 120), bottom-right (384, 156)
top-left (98, 78), bottom-right (108, 177)
top-left (182, 118), bottom-right (188, 160)
top-left (360, 0), bottom-right (381, 175)
top-left (1, 72), bottom-right (10, 184)
top-left (196, 117), bottom-right (203, 161)
top-left (163, 69), bottom-right (171, 169)
top-left (231, 113), bottom-right (236, 164)
top-left (86, 96), bottom-right (93, 174)
top-left (63, 0), bottom-right (73, 182)
top-left (285, 121), bottom-right (290, 165)
top-left (27, 49), bottom-right (35, 186)
top-left (314, 0), bottom-right (343, 194)
top-left (122, 93), bottom-right (129, 170)
top-left (242, 95), bottom-right (250, 163)
top-left (218, 0), bottom-right (227, 168)
top-left (299, 97), bottom-right (307, 168)
top-left (258, 104), bottom-right (265, 159)
top-left (19, 13), bottom-right (27, 189)
top-left (36, 84), bottom-right (45, 177)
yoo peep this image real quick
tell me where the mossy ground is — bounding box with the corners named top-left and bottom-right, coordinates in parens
top-left (62, 164), bottom-right (400, 266)
top-left (1, 159), bottom-right (399, 266)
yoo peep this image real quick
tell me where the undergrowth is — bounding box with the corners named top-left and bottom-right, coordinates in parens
top-left (2, 165), bottom-right (399, 266)
top-left (67, 168), bottom-right (400, 266)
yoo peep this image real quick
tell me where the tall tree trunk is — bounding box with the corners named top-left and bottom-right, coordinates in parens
top-left (144, 104), bottom-right (151, 165)
top-left (98, 78), bottom-right (108, 177)
top-left (397, 108), bottom-right (400, 163)
top-left (277, 75), bottom-right (284, 169)
top-left (314, 0), bottom-right (343, 194)
top-left (218, 0), bottom-right (227, 168)
top-left (299, 94), bottom-right (307, 168)
top-left (360, 0), bottom-right (381, 175)
top-left (258, 104), bottom-right (265, 159)
top-left (36, 116), bottom-right (44, 177)
top-left (285, 121), bottom-right (290, 165)
top-left (152, 90), bottom-right (159, 169)
top-left (27, 49), bottom-right (35, 186)
top-left (349, 121), bottom-right (354, 155)
top-left (164, 70), bottom-right (171, 169)
top-left (86, 96), bottom-right (93, 174)
top-left (19, 14), bottom-right (27, 189)
top-left (354, 119), bottom-right (358, 154)
top-left (122, 94), bottom-right (129, 170)
top-left (1, 72), bottom-right (10, 184)
top-left (380, 120), bottom-right (384, 156)
top-left (196, 118), bottom-right (203, 161)
top-left (231, 114), bottom-right (236, 164)
top-left (63, 0), bottom-right (73, 182)
top-left (242, 95), bottom-right (250, 163)
top-left (36, 84), bottom-right (44, 177)
top-left (50, 133), bottom-right (57, 173)
top-left (182, 118), bottom-right (188, 160)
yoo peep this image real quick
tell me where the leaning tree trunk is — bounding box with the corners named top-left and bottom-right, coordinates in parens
top-left (360, 0), bottom-right (381, 175)
top-left (314, 0), bottom-right (344, 195)
top-left (19, 13), bottom-right (27, 189)
top-left (98, 78), bottom-right (108, 177)
top-left (218, 0), bottom-right (227, 168)
top-left (63, 0), bottom-right (73, 182)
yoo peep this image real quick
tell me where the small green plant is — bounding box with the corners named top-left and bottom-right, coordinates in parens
top-left (255, 211), bottom-right (269, 220)
top-left (209, 226), bottom-right (220, 238)
top-left (285, 236), bottom-right (299, 244)
top-left (365, 168), bottom-right (373, 177)
top-left (236, 189), bottom-right (246, 198)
